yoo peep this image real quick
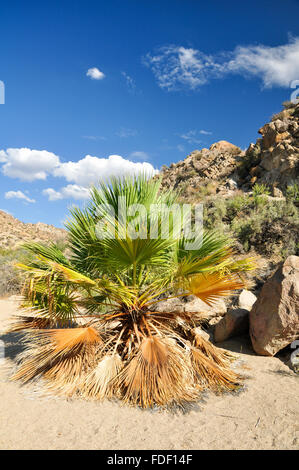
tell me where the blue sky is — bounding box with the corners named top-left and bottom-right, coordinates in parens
top-left (1, 0), bottom-right (299, 226)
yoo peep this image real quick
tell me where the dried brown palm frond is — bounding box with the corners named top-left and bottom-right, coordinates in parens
top-left (140, 336), bottom-right (168, 367)
top-left (193, 331), bottom-right (236, 367)
top-left (50, 326), bottom-right (102, 351)
top-left (82, 354), bottom-right (123, 399)
top-left (118, 337), bottom-right (197, 408)
top-left (43, 343), bottom-right (99, 397)
top-left (11, 326), bottom-right (102, 395)
top-left (190, 346), bottom-right (241, 392)
top-left (9, 314), bottom-right (55, 332)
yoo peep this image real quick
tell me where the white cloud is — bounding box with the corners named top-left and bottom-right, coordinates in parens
top-left (226, 38), bottom-right (299, 87)
top-left (180, 130), bottom-right (202, 145)
top-left (129, 151), bottom-right (149, 160)
top-left (5, 190), bottom-right (35, 203)
top-left (116, 128), bottom-right (138, 138)
top-left (0, 151), bottom-right (7, 162)
top-left (82, 135), bottom-right (106, 141)
top-left (177, 144), bottom-right (185, 152)
top-left (144, 46), bottom-right (216, 90)
top-left (144, 37), bottom-right (299, 90)
top-left (0, 147), bottom-right (157, 201)
top-left (0, 148), bottom-right (60, 181)
top-left (43, 185), bottom-right (90, 201)
top-left (86, 67), bottom-right (105, 80)
top-left (199, 129), bottom-right (212, 135)
top-left (121, 72), bottom-right (136, 93)
top-left (53, 154), bottom-right (157, 187)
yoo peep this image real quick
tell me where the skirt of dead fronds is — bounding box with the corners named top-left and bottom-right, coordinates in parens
top-left (10, 317), bottom-right (243, 409)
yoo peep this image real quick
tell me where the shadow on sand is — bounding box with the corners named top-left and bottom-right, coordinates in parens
top-left (0, 331), bottom-right (25, 361)
top-left (214, 333), bottom-right (296, 374)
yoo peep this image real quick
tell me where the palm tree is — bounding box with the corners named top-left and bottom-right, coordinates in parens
top-left (11, 176), bottom-right (254, 409)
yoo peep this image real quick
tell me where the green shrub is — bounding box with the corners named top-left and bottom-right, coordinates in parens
top-left (203, 193), bottom-right (299, 258)
top-left (252, 183), bottom-right (270, 197)
top-left (226, 194), bottom-right (252, 218)
top-left (0, 248), bottom-right (23, 296)
top-left (286, 182), bottom-right (299, 203)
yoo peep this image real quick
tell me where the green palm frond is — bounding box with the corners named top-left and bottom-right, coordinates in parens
top-left (22, 242), bottom-right (71, 267)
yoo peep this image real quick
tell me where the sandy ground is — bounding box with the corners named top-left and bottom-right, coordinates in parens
top-left (0, 298), bottom-right (298, 450)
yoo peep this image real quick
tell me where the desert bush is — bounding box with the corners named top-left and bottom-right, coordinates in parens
top-left (203, 193), bottom-right (299, 258)
top-left (252, 183), bottom-right (270, 197)
top-left (286, 182), bottom-right (299, 203)
top-left (0, 248), bottom-right (23, 296)
top-left (0, 242), bottom-right (70, 297)
top-left (231, 199), bottom-right (299, 255)
top-left (226, 194), bottom-right (252, 218)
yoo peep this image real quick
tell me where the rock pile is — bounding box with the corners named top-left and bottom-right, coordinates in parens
top-left (239, 101), bottom-right (299, 190)
top-left (158, 141), bottom-right (244, 199)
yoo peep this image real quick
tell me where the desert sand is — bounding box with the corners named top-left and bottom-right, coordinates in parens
top-left (0, 297), bottom-right (298, 450)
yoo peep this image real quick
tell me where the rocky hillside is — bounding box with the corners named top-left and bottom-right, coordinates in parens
top-left (158, 100), bottom-right (299, 199)
top-left (242, 101), bottom-right (299, 190)
top-left (158, 101), bottom-right (299, 275)
top-left (0, 210), bottom-right (66, 249)
top-left (158, 141), bottom-right (244, 199)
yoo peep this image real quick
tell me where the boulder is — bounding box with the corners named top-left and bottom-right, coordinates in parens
top-left (152, 297), bottom-right (185, 313)
top-left (214, 308), bottom-right (249, 342)
top-left (273, 187), bottom-right (284, 198)
top-left (208, 316), bottom-right (223, 327)
top-left (184, 296), bottom-right (227, 317)
top-left (151, 295), bottom-right (227, 318)
top-left (209, 140), bottom-right (241, 155)
top-left (192, 326), bottom-right (211, 342)
top-left (238, 289), bottom-right (257, 311)
top-left (249, 256), bottom-right (299, 356)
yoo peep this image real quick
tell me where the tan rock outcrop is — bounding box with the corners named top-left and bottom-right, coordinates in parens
top-left (243, 101), bottom-right (299, 190)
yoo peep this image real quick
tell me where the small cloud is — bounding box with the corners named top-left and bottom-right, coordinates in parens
top-left (177, 144), bottom-right (185, 152)
top-left (143, 46), bottom-right (213, 90)
top-left (199, 129), bottom-right (212, 135)
top-left (5, 190), bottom-right (35, 203)
top-left (121, 72), bottom-right (136, 93)
top-left (129, 151), bottom-right (149, 161)
top-left (180, 130), bottom-right (202, 145)
top-left (43, 185), bottom-right (90, 201)
top-left (86, 67), bottom-right (105, 80)
top-left (82, 135), bottom-right (106, 141)
top-left (116, 128), bottom-right (138, 138)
